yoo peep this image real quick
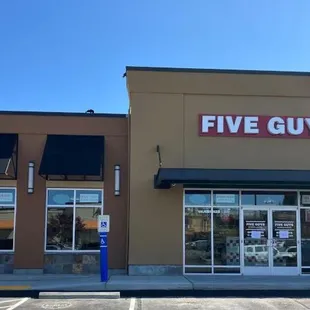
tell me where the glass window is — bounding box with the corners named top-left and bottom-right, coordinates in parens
top-left (300, 209), bottom-right (310, 266)
top-left (45, 189), bottom-right (103, 252)
top-left (300, 192), bottom-right (310, 207)
top-left (185, 207), bottom-right (211, 266)
top-left (47, 190), bottom-right (74, 206)
top-left (0, 188), bottom-right (16, 251)
top-left (76, 190), bottom-right (102, 205)
top-left (213, 191), bottom-right (239, 206)
top-left (184, 191), bottom-right (211, 206)
top-left (241, 191), bottom-right (297, 206)
top-left (213, 207), bottom-right (240, 266)
top-left (75, 207), bottom-right (101, 250)
top-left (46, 208), bottom-right (73, 250)
top-left (0, 188), bottom-right (15, 205)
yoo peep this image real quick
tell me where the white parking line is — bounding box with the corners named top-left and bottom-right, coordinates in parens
top-left (0, 301), bottom-right (17, 304)
top-left (7, 298), bottom-right (29, 310)
top-left (129, 298), bottom-right (136, 310)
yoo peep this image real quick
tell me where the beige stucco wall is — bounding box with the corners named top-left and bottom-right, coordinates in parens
top-left (127, 68), bottom-right (310, 266)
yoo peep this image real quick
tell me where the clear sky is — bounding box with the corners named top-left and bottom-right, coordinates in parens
top-left (0, 0), bottom-right (309, 114)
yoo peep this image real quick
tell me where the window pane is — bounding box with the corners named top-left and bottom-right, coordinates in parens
top-left (185, 207), bottom-right (211, 265)
top-left (75, 207), bottom-right (101, 250)
top-left (47, 190), bottom-right (74, 206)
top-left (46, 208), bottom-right (73, 250)
top-left (0, 207), bottom-right (14, 250)
top-left (300, 192), bottom-right (310, 207)
top-left (76, 190), bottom-right (102, 205)
top-left (0, 189), bottom-right (15, 205)
top-left (184, 191), bottom-right (211, 206)
top-left (300, 209), bottom-right (310, 266)
top-left (213, 191), bottom-right (239, 206)
top-left (213, 207), bottom-right (240, 265)
top-left (241, 191), bottom-right (297, 206)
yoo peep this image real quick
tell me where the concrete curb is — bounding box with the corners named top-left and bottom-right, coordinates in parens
top-left (39, 292), bottom-right (120, 299)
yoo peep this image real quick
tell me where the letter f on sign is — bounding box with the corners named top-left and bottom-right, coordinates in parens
top-left (202, 116), bottom-right (216, 133)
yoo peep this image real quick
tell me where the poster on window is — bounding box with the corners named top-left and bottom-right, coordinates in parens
top-left (302, 195), bottom-right (310, 205)
top-left (0, 192), bottom-right (13, 203)
top-left (79, 193), bottom-right (99, 203)
top-left (245, 220), bottom-right (266, 238)
top-left (215, 194), bottom-right (236, 204)
top-left (274, 221), bottom-right (295, 239)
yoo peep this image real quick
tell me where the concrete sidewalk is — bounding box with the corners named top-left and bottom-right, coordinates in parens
top-left (1, 274), bottom-right (310, 292)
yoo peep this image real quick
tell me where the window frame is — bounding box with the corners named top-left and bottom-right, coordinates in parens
top-left (0, 187), bottom-right (17, 253)
top-left (45, 188), bottom-right (103, 253)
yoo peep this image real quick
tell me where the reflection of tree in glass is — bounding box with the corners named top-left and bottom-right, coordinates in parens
top-left (48, 212), bottom-right (85, 245)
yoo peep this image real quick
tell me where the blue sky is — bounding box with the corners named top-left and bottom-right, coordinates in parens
top-left (0, 0), bottom-right (309, 114)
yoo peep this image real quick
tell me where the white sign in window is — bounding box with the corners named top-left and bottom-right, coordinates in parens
top-left (302, 195), bottom-right (310, 205)
top-left (80, 193), bottom-right (99, 203)
top-left (215, 194), bottom-right (236, 204)
top-left (0, 192), bottom-right (13, 203)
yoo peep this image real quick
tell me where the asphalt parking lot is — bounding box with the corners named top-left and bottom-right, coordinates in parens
top-left (2, 297), bottom-right (310, 309)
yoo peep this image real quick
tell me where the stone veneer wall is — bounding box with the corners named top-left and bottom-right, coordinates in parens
top-left (0, 254), bottom-right (14, 274)
top-left (44, 254), bottom-right (100, 274)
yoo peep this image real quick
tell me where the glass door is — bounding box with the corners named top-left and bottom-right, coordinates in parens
top-left (271, 209), bottom-right (298, 275)
top-left (242, 209), bottom-right (270, 275)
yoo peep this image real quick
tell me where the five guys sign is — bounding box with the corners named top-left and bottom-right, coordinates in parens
top-left (199, 114), bottom-right (310, 138)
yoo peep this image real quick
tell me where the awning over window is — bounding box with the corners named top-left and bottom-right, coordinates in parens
top-left (154, 168), bottom-right (310, 189)
top-left (0, 134), bottom-right (18, 179)
top-left (39, 135), bottom-right (105, 181)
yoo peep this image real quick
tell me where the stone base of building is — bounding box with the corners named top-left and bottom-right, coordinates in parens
top-left (44, 254), bottom-right (127, 275)
top-left (0, 254), bottom-right (14, 274)
top-left (44, 253), bottom-right (101, 274)
top-left (128, 265), bottom-right (182, 276)
top-left (14, 269), bottom-right (43, 274)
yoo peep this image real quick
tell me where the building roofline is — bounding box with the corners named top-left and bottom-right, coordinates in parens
top-left (0, 110), bottom-right (128, 118)
top-left (126, 66), bottom-right (310, 77)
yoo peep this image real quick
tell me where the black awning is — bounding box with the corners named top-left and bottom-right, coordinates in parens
top-left (39, 135), bottom-right (105, 180)
top-left (0, 134), bottom-right (18, 179)
top-left (154, 168), bottom-right (310, 189)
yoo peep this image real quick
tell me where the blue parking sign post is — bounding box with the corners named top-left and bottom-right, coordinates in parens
top-left (100, 232), bottom-right (108, 282)
top-left (98, 215), bottom-right (110, 282)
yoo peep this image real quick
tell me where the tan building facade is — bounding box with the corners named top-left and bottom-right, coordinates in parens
top-left (126, 67), bottom-right (310, 276)
top-left (2, 67), bottom-right (310, 276)
top-left (0, 112), bottom-right (128, 274)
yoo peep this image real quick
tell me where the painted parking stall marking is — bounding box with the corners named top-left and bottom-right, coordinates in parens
top-left (0, 298), bottom-right (29, 310)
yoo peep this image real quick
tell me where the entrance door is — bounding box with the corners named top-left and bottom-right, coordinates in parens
top-left (242, 208), bottom-right (298, 275)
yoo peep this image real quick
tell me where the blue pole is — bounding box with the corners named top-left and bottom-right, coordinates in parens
top-left (100, 232), bottom-right (108, 282)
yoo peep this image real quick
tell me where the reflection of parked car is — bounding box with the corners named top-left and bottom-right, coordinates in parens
top-left (188, 240), bottom-right (210, 251)
top-left (245, 245), bottom-right (268, 263)
top-left (46, 244), bottom-right (72, 250)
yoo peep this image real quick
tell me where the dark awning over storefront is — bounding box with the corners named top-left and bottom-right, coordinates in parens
top-left (154, 168), bottom-right (310, 189)
top-left (0, 133), bottom-right (18, 179)
top-left (39, 135), bottom-right (105, 181)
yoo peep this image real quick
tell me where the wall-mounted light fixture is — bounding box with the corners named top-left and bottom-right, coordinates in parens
top-left (114, 164), bottom-right (120, 196)
top-left (28, 161), bottom-right (35, 194)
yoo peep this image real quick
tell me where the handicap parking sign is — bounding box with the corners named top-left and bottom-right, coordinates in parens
top-left (98, 215), bottom-right (110, 233)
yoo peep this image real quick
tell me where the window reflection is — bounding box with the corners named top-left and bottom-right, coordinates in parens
top-left (0, 208), bottom-right (14, 250)
top-left (76, 190), bottom-right (102, 205)
top-left (213, 208), bottom-right (240, 265)
top-left (300, 209), bottom-right (310, 266)
top-left (213, 192), bottom-right (239, 206)
top-left (242, 191), bottom-right (297, 206)
top-left (75, 207), bottom-right (101, 250)
top-left (46, 208), bottom-right (73, 250)
top-left (47, 190), bottom-right (74, 206)
top-left (184, 191), bottom-right (211, 206)
top-left (185, 207), bottom-right (211, 265)
top-left (0, 189), bottom-right (15, 205)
